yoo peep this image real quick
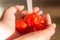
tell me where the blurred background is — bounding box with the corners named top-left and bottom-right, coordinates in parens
top-left (0, 0), bottom-right (60, 40)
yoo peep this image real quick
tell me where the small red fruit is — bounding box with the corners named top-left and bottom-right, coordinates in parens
top-left (34, 17), bottom-right (47, 30)
top-left (24, 13), bottom-right (39, 26)
top-left (16, 19), bottom-right (29, 34)
top-left (16, 13), bottom-right (47, 34)
top-left (39, 16), bottom-right (46, 24)
top-left (24, 13), bottom-right (47, 31)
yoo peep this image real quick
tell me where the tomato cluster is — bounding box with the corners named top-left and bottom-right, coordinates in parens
top-left (16, 13), bottom-right (47, 34)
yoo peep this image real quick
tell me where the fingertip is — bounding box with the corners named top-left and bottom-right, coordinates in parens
top-left (21, 10), bottom-right (28, 15)
top-left (37, 10), bottom-right (43, 15)
top-left (45, 13), bottom-right (52, 25)
top-left (46, 23), bottom-right (56, 30)
top-left (33, 7), bottom-right (39, 13)
top-left (2, 5), bottom-right (24, 22)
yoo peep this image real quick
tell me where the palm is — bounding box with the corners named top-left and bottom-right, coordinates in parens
top-left (0, 5), bottom-right (24, 40)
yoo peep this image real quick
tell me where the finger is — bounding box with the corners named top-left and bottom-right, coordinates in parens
top-left (44, 23), bottom-right (56, 37)
top-left (33, 7), bottom-right (39, 13)
top-left (15, 10), bottom-right (28, 20)
top-left (21, 10), bottom-right (28, 15)
top-left (45, 13), bottom-right (52, 25)
top-left (15, 5), bottom-right (24, 12)
top-left (37, 10), bottom-right (43, 16)
top-left (2, 5), bottom-right (24, 28)
top-left (2, 5), bottom-right (24, 21)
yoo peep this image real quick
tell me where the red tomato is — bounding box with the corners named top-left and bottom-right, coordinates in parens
top-left (24, 13), bottom-right (40, 26)
top-left (16, 19), bottom-right (29, 34)
top-left (39, 17), bottom-right (45, 24)
top-left (34, 23), bottom-right (46, 30)
top-left (16, 13), bottom-right (47, 34)
top-left (34, 17), bottom-right (47, 30)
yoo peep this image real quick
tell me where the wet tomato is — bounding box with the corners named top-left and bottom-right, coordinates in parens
top-left (16, 13), bottom-right (47, 34)
top-left (24, 13), bottom-right (39, 26)
top-left (16, 19), bottom-right (29, 34)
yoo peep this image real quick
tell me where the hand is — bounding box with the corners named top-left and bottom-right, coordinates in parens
top-left (0, 5), bottom-right (24, 40)
top-left (14, 7), bottom-right (56, 40)
top-left (0, 5), bottom-right (56, 40)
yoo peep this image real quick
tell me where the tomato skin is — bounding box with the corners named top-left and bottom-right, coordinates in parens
top-left (24, 13), bottom-right (40, 26)
top-left (36, 17), bottom-right (47, 30)
top-left (32, 17), bottom-right (47, 31)
top-left (16, 19), bottom-right (29, 34)
top-left (24, 13), bottom-right (47, 31)
top-left (34, 23), bottom-right (47, 30)
top-left (16, 13), bottom-right (47, 34)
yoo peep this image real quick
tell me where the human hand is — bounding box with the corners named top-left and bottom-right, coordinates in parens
top-left (0, 5), bottom-right (56, 40)
top-left (14, 7), bottom-right (56, 40)
top-left (0, 5), bottom-right (24, 40)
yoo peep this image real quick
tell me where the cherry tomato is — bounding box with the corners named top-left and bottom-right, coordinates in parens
top-left (16, 13), bottom-right (47, 34)
top-left (24, 13), bottom-right (39, 26)
top-left (34, 17), bottom-right (47, 30)
top-left (16, 19), bottom-right (29, 34)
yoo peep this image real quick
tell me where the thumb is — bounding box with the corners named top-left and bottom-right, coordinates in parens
top-left (44, 13), bottom-right (56, 37)
top-left (43, 23), bottom-right (56, 37)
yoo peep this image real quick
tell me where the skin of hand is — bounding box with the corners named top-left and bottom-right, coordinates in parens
top-left (0, 5), bottom-right (56, 40)
top-left (0, 5), bottom-right (24, 40)
top-left (14, 7), bottom-right (56, 40)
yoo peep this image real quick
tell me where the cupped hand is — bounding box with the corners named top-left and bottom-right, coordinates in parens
top-left (0, 5), bottom-right (24, 40)
top-left (14, 7), bottom-right (56, 40)
top-left (0, 5), bottom-right (56, 40)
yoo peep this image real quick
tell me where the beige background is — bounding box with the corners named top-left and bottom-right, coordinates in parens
top-left (0, 0), bottom-right (60, 40)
